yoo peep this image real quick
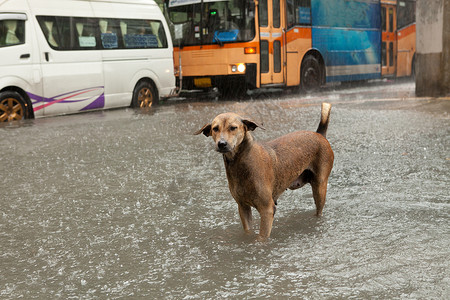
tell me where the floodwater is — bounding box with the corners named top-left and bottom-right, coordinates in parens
top-left (1, 82), bottom-right (449, 299)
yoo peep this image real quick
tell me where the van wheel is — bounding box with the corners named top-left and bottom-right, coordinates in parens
top-left (0, 91), bottom-right (29, 122)
top-left (300, 55), bottom-right (322, 92)
top-left (132, 81), bottom-right (158, 108)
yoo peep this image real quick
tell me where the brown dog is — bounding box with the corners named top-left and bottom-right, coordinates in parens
top-left (195, 103), bottom-right (334, 240)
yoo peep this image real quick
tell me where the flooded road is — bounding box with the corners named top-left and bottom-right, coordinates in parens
top-left (1, 81), bottom-right (449, 298)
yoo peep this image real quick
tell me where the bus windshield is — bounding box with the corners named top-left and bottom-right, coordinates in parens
top-left (166, 0), bottom-right (255, 46)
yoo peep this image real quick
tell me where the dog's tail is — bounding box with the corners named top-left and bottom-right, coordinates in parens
top-left (316, 102), bottom-right (332, 138)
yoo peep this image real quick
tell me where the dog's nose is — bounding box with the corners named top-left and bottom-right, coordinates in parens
top-left (217, 140), bottom-right (228, 150)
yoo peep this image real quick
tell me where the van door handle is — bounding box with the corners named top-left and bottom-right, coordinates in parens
top-left (20, 53), bottom-right (30, 59)
top-left (44, 52), bottom-right (49, 61)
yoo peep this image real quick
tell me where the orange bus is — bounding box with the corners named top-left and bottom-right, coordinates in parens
top-left (381, 0), bottom-right (416, 78)
top-left (163, 0), bottom-right (416, 97)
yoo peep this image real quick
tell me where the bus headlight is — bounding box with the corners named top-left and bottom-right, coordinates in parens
top-left (231, 63), bottom-right (246, 73)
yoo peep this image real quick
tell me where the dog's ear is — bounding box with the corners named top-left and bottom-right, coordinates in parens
top-left (194, 124), bottom-right (212, 137)
top-left (242, 118), bottom-right (265, 131)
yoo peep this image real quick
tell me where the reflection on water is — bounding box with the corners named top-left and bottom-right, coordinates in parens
top-left (1, 84), bottom-right (449, 298)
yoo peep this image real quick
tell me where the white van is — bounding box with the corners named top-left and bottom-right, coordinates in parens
top-left (0, 0), bottom-right (176, 121)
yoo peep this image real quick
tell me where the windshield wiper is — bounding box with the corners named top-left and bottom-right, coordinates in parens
top-left (215, 36), bottom-right (223, 46)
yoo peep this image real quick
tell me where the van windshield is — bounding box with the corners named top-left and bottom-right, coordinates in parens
top-left (166, 0), bottom-right (255, 46)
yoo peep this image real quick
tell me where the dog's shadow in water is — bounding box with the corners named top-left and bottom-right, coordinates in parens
top-left (217, 208), bottom-right (327, 244)
top-left (270, 209), bottom-right (327, 241)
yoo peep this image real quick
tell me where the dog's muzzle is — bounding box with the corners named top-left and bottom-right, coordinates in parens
top-left (216, 140), bottom-right (231, 153)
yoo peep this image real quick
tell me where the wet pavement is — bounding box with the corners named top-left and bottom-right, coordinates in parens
top-left (1, 81), bottom-right (449, 299)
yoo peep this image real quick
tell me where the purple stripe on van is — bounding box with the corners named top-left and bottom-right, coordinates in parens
top-left (80, 93), bottom-right (105, 111)
top-left (26, 87), bottom-right (105, 112)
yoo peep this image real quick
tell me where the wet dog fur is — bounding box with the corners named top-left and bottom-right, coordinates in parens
top-left (195, 103), bottom-right (334, 240)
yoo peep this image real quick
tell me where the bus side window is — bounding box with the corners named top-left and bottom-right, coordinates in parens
top-left (397, 0), bottom-right (416, 29)
top-left (389, 42), bottom-right (394, 66)
top-left (287, 0), bottom-right (311, 28)
top-left (0, 19), bottom-right (25, 47)
top-left (297, 0), bottom-right (311, 25)
top-left (381, 7), bottom-right (386, 31)
top-left (388, 8), bottom-right (394, 32)
top-left (259, 0), bottom-right (268, 27)
top-left (287, 1), bottom-right (296, 28)
top-left (273, 0), bottom-right (280, 28)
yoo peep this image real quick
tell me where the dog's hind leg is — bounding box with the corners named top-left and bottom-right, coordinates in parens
top-left (238, 204), bottom-right (253, 233)
top-left (311, 179), bottom-right (328, 216)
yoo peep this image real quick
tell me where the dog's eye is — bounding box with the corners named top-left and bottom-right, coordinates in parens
top-left (213, 126), bottom-right (219, 132)
top-left (229, 126), bottom-right (237, 131)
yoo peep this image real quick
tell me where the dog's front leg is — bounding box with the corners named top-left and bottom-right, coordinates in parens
top-left (257, 204), bottom-right (276, 240)
top-left (238, 204), bottom-right (253, 233)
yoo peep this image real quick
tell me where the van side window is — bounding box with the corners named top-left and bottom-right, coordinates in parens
top-left (120, 19), bottom-right (168, 49)
top-left (75, 18), bottom-right (98, 49)
top-left (37, 16), bottom-right (61, 48)
top-left (37, 16), bottom-right (79, 50)
top-left (36, 15), bottom-right (168, 50)
top-left (99, 19), bottom-right (119, 49)
top-left (0, 19), bottom-right (25, 47)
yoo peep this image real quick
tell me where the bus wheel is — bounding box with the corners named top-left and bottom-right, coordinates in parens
top-left (411, 55), bottom-right (416, 80)
top-left (0, 91), bottom-right (28, 122)
top-left (132, 81), bottom-right (158, 108)
top-left (301, 55), bottom-right (322, 91)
